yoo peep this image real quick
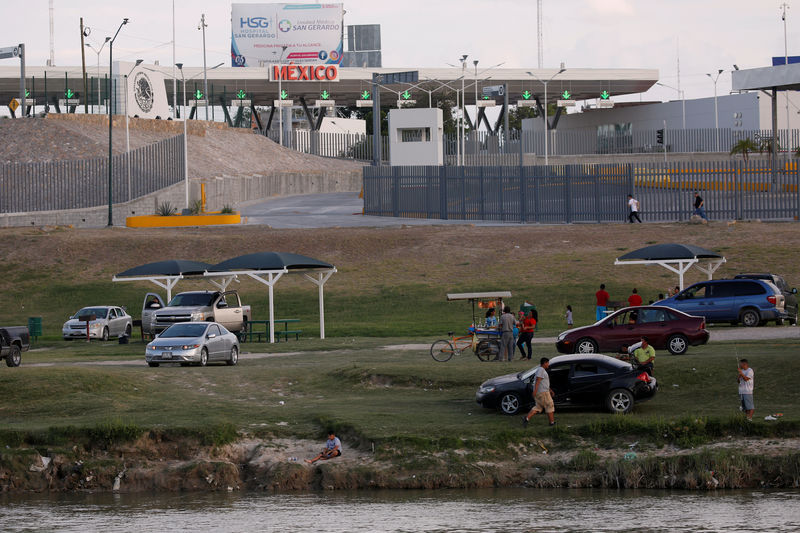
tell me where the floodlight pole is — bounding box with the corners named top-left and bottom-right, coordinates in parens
top-left (176, 63), bottom-right (189, 209)
top-left (86, 38), bottom-right (110, 113)
top-left (527, 68), bottom-right (565, 165)
top-left (656, 82), bottom-right (686, 130)
top-left (459, 55), bottom-right (468, 165)
top-left (198, 13), bottom-right (209, 121)
top-left (706, 69), bottom-right (723, 152)
top-left (107, 18), bottom-right (129, 227)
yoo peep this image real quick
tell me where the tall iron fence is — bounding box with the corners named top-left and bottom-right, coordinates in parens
top-left (363, 159), bottom-right (800, 223)
top-left (0, 134), bottom-right (185, 213)
top-left (264, 129), bottom-right (389, 163)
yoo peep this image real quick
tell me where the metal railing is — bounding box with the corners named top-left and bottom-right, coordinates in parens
top-left (363, 159), bottom-right (800, 223)
top-left (265, 129), bottom-right (389, 163)
top-left (0, 134), bottom-right (185, 213)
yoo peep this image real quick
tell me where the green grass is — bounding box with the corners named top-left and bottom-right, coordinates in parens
top-left (2, 337), bottom-right (798, 452)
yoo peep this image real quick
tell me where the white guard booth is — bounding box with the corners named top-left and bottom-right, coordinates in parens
top-left (389, 108), bottom-right (443, 166)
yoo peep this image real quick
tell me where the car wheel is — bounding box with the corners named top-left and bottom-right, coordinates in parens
top-left (101, 327), bottom-right (109, 341)
top-left (575, 337), bottom-right (598, 354)
top-left (198, 347), bottom-right (208, 367)
top-left (667, 334), bottom-right (688, 355)
top-left (740, 309), bottom-right (760, 328)
top-left (499, 392), bottom-right (522, 415)
top-left (5, 345), bottom-right (21, 367)
top-left (790, 312), bottom-right (798, 326)
top-left (148, 362), bottom-right (159, 367)
top-left (606, 388), bottom-right (634, 414)
top-left (476, 340), bottom-right (500, 362)
top-left (227, 345), bottom-right (239, 366)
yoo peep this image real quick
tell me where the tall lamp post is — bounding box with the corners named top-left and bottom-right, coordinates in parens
top-left (124, 59), bottom-right (143, 201)
top-left (526, 67), bottom-right (565, 165)
top-left (85, 37), bottom-right (110, 113)
top-left (107, 17), bottom-right (129, 227)
top-left (459, 54), bottom-right (468, 165)
top-left (706, 69), bottom-right (724, 152)
top-left (198, 13), bottom-right (209, 121)
top-left (473, 60), bottom-right (479, 157)
top-left (656, 81), bottom-right (686, 130)
top-left (277, 45), bottom-right (287, 147)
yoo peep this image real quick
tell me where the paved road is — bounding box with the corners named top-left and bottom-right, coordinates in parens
top-left (240, 192), bottom-right (514, 228)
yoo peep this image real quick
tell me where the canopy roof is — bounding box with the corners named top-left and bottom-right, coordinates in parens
top-left (209, 252), bottom-right (333, 272)
top-left (617, 244), bottom-right (723, 262)
top-left (447, 291), bottom-right (513, 301)
top-left (115, 260), bottom-right (213, 278)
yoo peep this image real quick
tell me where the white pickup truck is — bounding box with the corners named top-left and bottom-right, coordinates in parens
top-left (146, 290), bottom-right (251, 334)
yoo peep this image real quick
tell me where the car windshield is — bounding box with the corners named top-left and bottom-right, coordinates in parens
top-left (75, 307), bottom-right (108, 319)
top-left (167, 293), bottom-right (216, 307)
top-left (159, 323), bottom-right (208, 338)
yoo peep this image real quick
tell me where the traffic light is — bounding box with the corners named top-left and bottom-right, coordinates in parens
top-left (656, 129), bottom-right (664, 145)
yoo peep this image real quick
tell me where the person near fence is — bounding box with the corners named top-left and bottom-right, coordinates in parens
top-left (499, 306), bottom-right (517, 362)
top-left (516, 310), bottom-right (536, 360)
top-left (627, 194), bottom-right (642, 223)
top-left (595, 284), bottom-right (610, 322)
top-left (693, 192), bottom-right (709, 221)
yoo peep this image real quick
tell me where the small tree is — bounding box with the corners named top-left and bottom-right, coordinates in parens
top-left (729, 138), bottom-right (757, 161)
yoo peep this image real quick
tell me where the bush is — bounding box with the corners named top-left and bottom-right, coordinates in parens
top-left (156, 202), bottom-right (177, 216)
top-left (221, 204), bottom-right (234, 214)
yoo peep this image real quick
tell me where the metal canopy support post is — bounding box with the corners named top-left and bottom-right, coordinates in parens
top-left (219, 95), bottom-right (233, 126)
top-left (250, 103), bottom-right (263, 132)
top-left (111, 275), bottom-right (183, 301)
top-left (613, 258), bottom-right (730, 290)
top-left (694, 258), bottom-right (727, 280)
top-left (206, 275), bottom-right (238, 291)
top-left (303, 268), bottom-right (337, 339)
top-left (299, 97), bottom-right (316, 130)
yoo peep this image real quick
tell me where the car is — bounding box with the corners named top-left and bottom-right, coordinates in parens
top-left (734, 273), bottom-right (798, 325)
top-left (145, 322), bottom-right (239, 367)
top-left (62, 306), bottom-right (133, 341)
top-left (475, 354), bottom-right (657, 415)
top-left (656, 279), bottom-right (786, 327)
top-left (555, 305), bottom-right (709, 355)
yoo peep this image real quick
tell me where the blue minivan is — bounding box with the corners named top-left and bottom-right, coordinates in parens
top-left (656, 279), bottom-right (786, 327)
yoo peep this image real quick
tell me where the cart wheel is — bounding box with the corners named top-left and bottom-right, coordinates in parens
top-left (475, 339), bottom-right (501, 362)
top-left (430, 340), bottom-right (455, 362)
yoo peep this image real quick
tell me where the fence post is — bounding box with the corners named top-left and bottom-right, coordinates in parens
top-left (392, 166), bottom-right (400, 218)
top-left (479, 166), bottom-right (485, 221)
top-left (440, 165), bottom-right (448, 220)
top-left (565, 165), bottom-right (572, 224)
top-left (519, 164), bottom-right (527, 223)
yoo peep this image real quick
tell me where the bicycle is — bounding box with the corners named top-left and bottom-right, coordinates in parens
top-left (430, 331), bottom-right (501, 362)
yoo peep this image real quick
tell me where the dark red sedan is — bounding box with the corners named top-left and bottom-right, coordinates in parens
top-left (555, 306), bottom-right (709, 355)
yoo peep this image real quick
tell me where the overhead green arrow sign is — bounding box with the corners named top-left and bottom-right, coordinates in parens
top-left (320, 90), bottom-right (330, 100)
top-left (25, 89), bottom-right (30, 98)
top-left (361, 90), bottom-right (371, 100)
top-left (600, 90), bottom-right (610, 100)
top-left (482, 95), bottom-right (490, 100)
top-left (401, 90), bottom-right (411, 100)
top-left (194, 89), bottom-right (203, 100)
top-left (280, 89), bottom-right (288, 100)
top-left (236, 89), bottom-right (247, 99)
top-left (65, 88), bottom-right (74, 99)
top-left (561, 90), bottom-right (571, 100)
top-left (521, 90), bottom-right (532, 100)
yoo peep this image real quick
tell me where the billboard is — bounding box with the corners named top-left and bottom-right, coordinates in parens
top-left (231, 3), bottom-right (343, 68)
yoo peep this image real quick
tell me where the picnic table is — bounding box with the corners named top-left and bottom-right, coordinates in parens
top-left (241, 319), bottom-right (302, 342)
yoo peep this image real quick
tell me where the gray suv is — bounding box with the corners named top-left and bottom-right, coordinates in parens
top-left (734, 274), bottom-right (798, 325)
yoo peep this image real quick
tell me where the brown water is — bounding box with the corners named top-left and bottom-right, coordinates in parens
top-left (1, 488), bottom-right (798, 532)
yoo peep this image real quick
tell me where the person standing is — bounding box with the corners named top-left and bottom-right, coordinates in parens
top-left (499, 306), bottom-right (517, 362)
top-left (516, 310), bottom-right (536, 360)
top-left (522, 357), bottom-right (555, 427)
top-left (595, 284), bottom-right (610, 322)
top-left (565, 305), bottom-right (573, 327)
top-left (693, 192), bottom-right (708, 221)
top-left (737, 359), bottom-right (754, 421)
top-left (627, 194), bottom-right (642, 223)
top-left (628, 288), bottom-right (643, 307)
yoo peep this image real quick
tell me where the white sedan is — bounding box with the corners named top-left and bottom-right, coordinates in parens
top-left (146, 322), bottom-right (239, 367)
top-left (62, 306), bottom-right (132, 341)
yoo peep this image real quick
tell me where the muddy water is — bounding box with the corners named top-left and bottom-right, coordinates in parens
top-left (1, 488), bottom-right (798, 532)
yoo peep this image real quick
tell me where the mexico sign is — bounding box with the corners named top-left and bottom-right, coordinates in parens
top-left (231, 3), bottom-right (343, 68)
top-left (270, 63), bottom-right (339, 82)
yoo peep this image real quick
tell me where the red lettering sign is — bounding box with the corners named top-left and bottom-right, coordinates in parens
top-left (271, 64), bottom-right (338, 82)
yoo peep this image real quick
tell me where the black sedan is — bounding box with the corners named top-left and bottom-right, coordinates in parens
top-left (475, 354), bottom-right (656, 415)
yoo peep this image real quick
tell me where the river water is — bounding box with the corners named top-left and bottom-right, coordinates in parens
top-left (2, 488), bottom-right (798, 532)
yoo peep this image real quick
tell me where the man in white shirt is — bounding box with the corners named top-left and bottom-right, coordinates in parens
top-left (737, 359), bottom-right (754, 421)
top-left (522, 358), bottom-right (556, 427)
top-left (627, 194), bottom-right (642, 223)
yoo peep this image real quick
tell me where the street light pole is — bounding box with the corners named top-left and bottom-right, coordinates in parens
top-left (706, 69), bottom-right (723, 152)
top-left (198, 13), bottom-right (209, 121)
top-left (86, 37), bottom-right (110, 113)
top-left (656, 82), bottom-right (686, 130)
top-left (459, 54), bottom-right (467, 166)
top-left (278, 45), bottom-right (287, 147)
top-left (125, 59), bottom-right (143, 201)
top-left (107, 18), bottom-right (129, 227)
top-left (176, 63), bottom-right (189, 210)
top-left (473, 60), bottom-right (479, 157)
top-left (527, 67), bottom-right (565, 165)
top-left (782, 3), bottom-right (790, 140)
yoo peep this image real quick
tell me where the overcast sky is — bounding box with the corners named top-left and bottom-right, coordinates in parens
top-left (2, 0), bottom-right (795, 102)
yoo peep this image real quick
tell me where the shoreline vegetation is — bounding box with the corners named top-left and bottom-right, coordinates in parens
top-left (1, 223), bottom-right (800, 493)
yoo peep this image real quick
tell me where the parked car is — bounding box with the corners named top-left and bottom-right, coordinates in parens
top-left (656, 279), bottom-right (786, 327)
top-left (149, 290), bottom-right (251, 334)
top-left (556, 305), bottom-right (709, 355)
top-left (0, 326), bottom-right (30, 367)
top-left (734, 273), bottom-right (798, 325)
top-left (62, 306), bottom-right (133, 341)
top-left (476, 354), bottom-right (656, 415)
top-left (145, 322), bottom-right (239, 367)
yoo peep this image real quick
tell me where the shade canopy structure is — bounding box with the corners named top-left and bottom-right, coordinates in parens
top-left (112, 260), bottom-right (213, 301)
top-left (206, 252), bottom-right (337, 343)
top-left (614, 243), bottom-right (726, 290)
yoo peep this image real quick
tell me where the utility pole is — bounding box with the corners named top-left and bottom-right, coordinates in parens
top-left (537, 0), bottom-right (543, 69)
top-left (782, 3), bottom-right (791, 140)
top-left (172, 0), bottom-right (177, 118)
top-left (48, 0), bottom-right (55, 66)
top-left (199, 13), bottom-right (209, 121)
top-left (80, 18), bottom-right (89, 114)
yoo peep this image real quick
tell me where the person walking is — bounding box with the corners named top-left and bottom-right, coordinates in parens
top-left (693, 192), bottom-right (708, 221)
top-left (522, 357), bottom-right (555, 427)
top-left (516, 310), bottom-right (536, 360)
top-left (565, 305), bottom-right (573, 327)
top-left (737, 359), bottom-right (754, 421)
top-left (627, 194), bottom-right (642, 223)
top-left (628, 288), bottom-right (643, 307)
top-left (595, 284), bottom-right (610, 322)
top-left (499, 306), bottom-right (517, 362)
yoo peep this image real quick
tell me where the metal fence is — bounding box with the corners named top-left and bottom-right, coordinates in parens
top-left (0, 134), bottom-right (185, 213)
top-left (363, 159), bottom-right (800, 223)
